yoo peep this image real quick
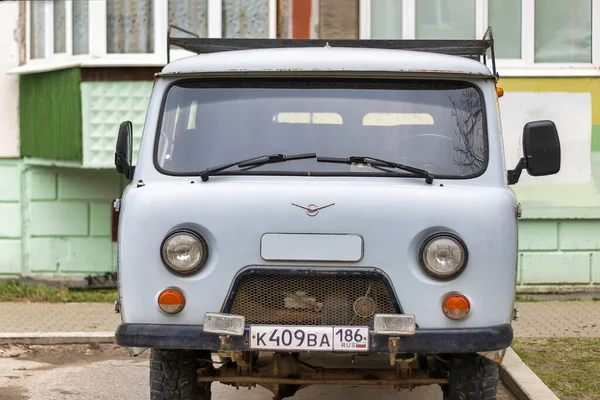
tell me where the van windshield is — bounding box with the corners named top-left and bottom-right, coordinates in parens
top-left (155, 79), bottom-right (487, 178)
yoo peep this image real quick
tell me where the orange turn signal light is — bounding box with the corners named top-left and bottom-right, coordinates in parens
top-left (496, 86), bottom-right (504, 98)
top-left (442, 293), bottom-right (470, 320)
top-left (158, 288), bottom-right (185, 314)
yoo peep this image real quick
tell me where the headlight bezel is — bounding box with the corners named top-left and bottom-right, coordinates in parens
top-left (160, 229), bottom-right (209, 276)
top-left (419, 233), bottom-right (468, 280)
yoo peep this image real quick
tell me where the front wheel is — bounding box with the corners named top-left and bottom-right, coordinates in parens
top-left (442, 354), bottom-right (498, 400)
top-left (150, 349), bottom-right (213, 400)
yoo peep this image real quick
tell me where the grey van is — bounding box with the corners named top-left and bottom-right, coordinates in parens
top-left (113, 28), bottom-right (561, 400)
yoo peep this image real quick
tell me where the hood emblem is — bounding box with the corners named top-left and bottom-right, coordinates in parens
top-left (292, 203), bottom-right (335, 217)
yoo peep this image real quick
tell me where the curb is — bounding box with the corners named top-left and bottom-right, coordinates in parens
top-left (0, 332), bottom-right (116, 346)
top-left (499, 347), bottom-right (559, 400)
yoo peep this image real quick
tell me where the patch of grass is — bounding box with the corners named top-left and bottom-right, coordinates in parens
top-left (515, 295), bottom-right (540, 302)
top-left (0, 281), bottom-right (118, 303)
top-left (512, 338), bottom-right (600, 400)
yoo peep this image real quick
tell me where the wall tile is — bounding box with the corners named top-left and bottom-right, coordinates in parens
top-left (29, 168), bottom-right (57, 200)
top-left (518, 220), bottom-right (558, 250)
top-left (81, 81), bottom-right (152, 168)
top-left (29, 237), bottom-right (113, 273)
top-left (0, 240), bottom-right (21, 274)
top-left (0, 164), bottom-right (20, 201)
top-left (521, 252), bottom-right (590, 284)
top-left (90, 202), bottom-right (111, 236)
top-left (58, 237), bottom-right (113, 272)
top-left (559, 220), bottom-right (600, 250)
top-left (29, 237), bottom-right (69, 272)
top-left (30, 202), bottom-right (88, 236)
top-left (591, 252), bottom-right (600, 284)
top-left (57, 169), bottom-right (120, 200)
top-left (0, 203), bottom-right (21, 237)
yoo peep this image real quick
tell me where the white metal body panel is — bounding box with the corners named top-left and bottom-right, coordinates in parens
top-left (260, 233), bottom-right (363, 262)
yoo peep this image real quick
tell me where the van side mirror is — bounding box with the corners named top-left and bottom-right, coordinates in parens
top-left (115, 121), bottom-right (135, 180)
top-left (507, 120), bottom-right (561, 185)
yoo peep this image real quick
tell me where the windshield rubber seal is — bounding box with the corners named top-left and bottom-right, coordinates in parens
top-left (152, 77), bottom-right (490, 181)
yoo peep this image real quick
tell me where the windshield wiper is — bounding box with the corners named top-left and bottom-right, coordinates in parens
top-left (200, 153), bottom-right (317, 181)
top-left (317, 155), bottom-right (434, 184)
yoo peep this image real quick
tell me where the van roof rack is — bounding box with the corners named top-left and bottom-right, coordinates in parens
top-left (167, 26), bottom-right (497, 79)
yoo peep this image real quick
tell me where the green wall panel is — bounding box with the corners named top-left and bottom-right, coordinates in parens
top-left (518, 220), bottom-right (558, 250)
top-left (0, 162), bottom-right (21, 201)
top-left (521, 252), bottom-right (590, 284)
top-left (592, 125), bottom-right (600, 152)
top-left (19, 68), bottom-right (83, 161)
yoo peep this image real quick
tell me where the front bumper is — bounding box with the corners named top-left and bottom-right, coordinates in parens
top-left (115, 323), bottom-right (513, 353)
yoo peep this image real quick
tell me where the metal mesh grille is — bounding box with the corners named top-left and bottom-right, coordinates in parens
top-left (228, 272), bottom-right (397, 327)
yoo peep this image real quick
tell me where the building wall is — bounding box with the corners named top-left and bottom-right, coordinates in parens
top-left (0, 160), bottom-right (23, 275)
top-left (0, 1), bottom-right (19, 158)
top-left (0, 158), bottom-right (126, 276)
top-left (24, 167), bottom-right (125, 275)
top-left (497, 77), bottom-right (600, 285)
top-left (519, 220), bottom-right (600, 284)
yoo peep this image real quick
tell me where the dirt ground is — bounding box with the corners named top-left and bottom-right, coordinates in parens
top-left (0, 342), bottom-right (140, 365)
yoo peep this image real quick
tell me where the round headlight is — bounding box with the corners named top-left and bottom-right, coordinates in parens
top-left (420, 234), bottom-right (467, 279)
top-left (161, 231), bottom-right (208, 275)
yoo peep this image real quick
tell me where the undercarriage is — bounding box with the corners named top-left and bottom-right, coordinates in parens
top-left (201, 351), bottom-right (449, 400)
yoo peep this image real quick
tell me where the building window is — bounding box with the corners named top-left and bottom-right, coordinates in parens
top-left (222, 0), bottom-right (270, 38)
top-left (53, 0), bottom-right (66, 54)
top-left (534, 0), bottom-right (592, 63)
top-left (169, 0), bottom-right (209, 38)
top-left (415, 0), bottom-right (475, 40)
top-left (25, 0), bottom-right (276, 66)
top-left (73, 0), bottom-right (89, 55)
top-left (370, 0), bottom-right (402, 39)
top-left (29, 0), bottom-right (45, 59)
top-left (361, 0), bottom-right (600, 74)
top-left (487, 0), bottom-right (521, 59)
top-left (107, 0), bottom-right (155, 53)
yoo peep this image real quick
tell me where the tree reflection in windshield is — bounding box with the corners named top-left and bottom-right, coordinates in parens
top-left (448, 88), bottom-right (485, 175)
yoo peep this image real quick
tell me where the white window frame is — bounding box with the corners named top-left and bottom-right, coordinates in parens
top-left (20, 0), bottom-right (277, 74)
top-left (360, 0), bottom-right (600, 77)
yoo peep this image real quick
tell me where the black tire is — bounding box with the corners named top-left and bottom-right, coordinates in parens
top-left (443, 354), bottom-right (498, 400)
top-left (150, 349), bottom-right (212, 400)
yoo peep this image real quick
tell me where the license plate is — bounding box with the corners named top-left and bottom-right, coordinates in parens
top-left (249, 326), bottom-right (369, 352)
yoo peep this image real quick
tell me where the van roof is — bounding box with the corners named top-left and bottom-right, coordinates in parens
top-left (159, 46), bottom-right (494, 78)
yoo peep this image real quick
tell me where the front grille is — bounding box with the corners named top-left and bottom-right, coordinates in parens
top-left (226, 269), bottom-right (399, 328)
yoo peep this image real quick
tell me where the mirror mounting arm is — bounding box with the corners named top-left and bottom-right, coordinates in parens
top-left (115, 152), bottom-right (134, 180)
top-left (507, 157), bottom-right (527, 185)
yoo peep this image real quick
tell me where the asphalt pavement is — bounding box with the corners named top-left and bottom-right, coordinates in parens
top-left (0, 344), bottom-right (517, 400)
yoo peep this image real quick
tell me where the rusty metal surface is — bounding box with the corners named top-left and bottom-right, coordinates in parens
top-left (198, 376), bottom-right (448, 385)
